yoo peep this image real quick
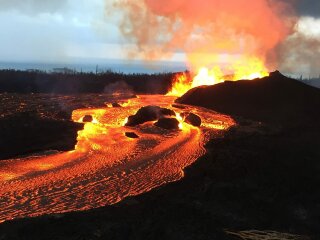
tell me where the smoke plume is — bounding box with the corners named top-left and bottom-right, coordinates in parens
top-left (278, 16), bottom-right (320, 77)
top-left (112, 0), bottom-right (296, 72)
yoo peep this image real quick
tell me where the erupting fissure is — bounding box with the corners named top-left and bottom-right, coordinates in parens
top-left (112, 0), bottom-right (296, 97)
top-left (167, 57), bottom-right (269, 96)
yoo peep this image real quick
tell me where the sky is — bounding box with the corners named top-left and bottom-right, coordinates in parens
top-left (0, 0), bottom-right (319, 73)
top-left (0, 0), bottom-right (126, 63)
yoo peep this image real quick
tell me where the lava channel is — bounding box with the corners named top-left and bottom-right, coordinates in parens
top-left (0, 95), bottom-right (235, 222)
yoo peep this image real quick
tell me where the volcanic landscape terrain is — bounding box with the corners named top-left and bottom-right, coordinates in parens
top-left (0, 93), bottom-right (234, 223)
top-left (0, 72), bottom-right (319, 240)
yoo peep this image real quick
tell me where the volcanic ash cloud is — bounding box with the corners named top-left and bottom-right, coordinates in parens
top-left (111, 0), bottom-right (296, 72)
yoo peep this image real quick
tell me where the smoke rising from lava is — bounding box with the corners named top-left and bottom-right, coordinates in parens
top-left (111, 0), bottom-right (296, 72)
top-left (278, 17), bottom-right (320, 77)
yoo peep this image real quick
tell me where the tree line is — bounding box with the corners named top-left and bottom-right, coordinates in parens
top-left (0, 70), bottom-right (179, 94)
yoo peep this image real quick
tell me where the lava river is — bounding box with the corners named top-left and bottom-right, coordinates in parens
top-left (0, 95), bottom-right (235, 222)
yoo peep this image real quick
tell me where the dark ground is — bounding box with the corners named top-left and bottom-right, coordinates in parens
top-left (0, 122), bottom-right (319, 240)
top-left (0, 71), bottom-right (319, 239)
top-left (0, 93), bottom-right (133, 160)
top-left (0, 113), bottom-right (83, 160)
top-left (0, 68), bottom-right (177, 159)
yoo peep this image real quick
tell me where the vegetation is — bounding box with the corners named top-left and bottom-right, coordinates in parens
top-left (0, 69), bottom-right (176, 94)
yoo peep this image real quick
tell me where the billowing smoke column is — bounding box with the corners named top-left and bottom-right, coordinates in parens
top-left (278, 16), bottom-right (320, 77)
top-left (113, 0), bottom-right (296, 72)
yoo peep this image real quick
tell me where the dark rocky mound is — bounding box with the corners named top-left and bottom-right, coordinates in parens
top-left (183, 112), bottom-right (202, 127)
top-left (125, 132), bottom-right (139, 139)
top-left (55, 111), bottom-right (72, 120)
top-left (112, 103), bottom-right (122, 108)
top-left (172, 104), bottom-right (187, 109)
top-left (154, 118), bottom-right (180, 130)
top-left (82, 115), bottom-right (93, 123)
top-left (160, 108), bottom-right (176, 117)
top-left (0, 112), bottom-right (83, 160)
top-left (125, 106), bottom-right (176, 127)
top-left (177, 71), bottom-right (320, 125)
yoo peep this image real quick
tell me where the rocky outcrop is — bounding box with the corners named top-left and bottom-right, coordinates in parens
top-left (183, 113), bottom-right (201, 127)
top-left (125, 132), bottom-right (139, 139)
top-left (154, 118), bottom-right (180, 130)
top-left (125, 106), bottom-right (176, 127)
top-left (82, 115), bottom-right (93, 123)
top-left (112, 103), bottom-right (122, 108)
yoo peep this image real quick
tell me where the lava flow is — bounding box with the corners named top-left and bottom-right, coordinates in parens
top-left (0, 95), bottom-right (234, 222)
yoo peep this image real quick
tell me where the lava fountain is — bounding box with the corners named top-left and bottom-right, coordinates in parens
top-left (112, 0), bottom-right (296, 96)
top-left (167, 56), bottom-right (270, 96)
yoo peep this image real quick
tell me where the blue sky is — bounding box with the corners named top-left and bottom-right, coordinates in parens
top-left (0, 0), bottom-right (319, 73)
top-left (0, 0), bottom-right (187, 64)
top-left (0, 0), bottom-right (134, 63)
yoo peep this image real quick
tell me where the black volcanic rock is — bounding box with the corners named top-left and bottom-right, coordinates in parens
top-left (125, 132), bottom-right (139, 139)
top-left (112, 103), bottom-right (122, 108)
top-left (160, 108), bottom-right (176, 117)
top-left (82, 115), bottom-right (93, 123)
top-left (154, 118), bottom-right (180, 130)
top-left (0, 112), bottom-right (83, 160)
top-left (125, 106), bottom-right (159, 126)
top-left (55, 110), bottom-right (72, 120)
top-left (125, 106), bottom-right (176, 127)
top-left (184, 112), bottom-right (202, 127)
top-left (177, 71), bottom-right (320, 125)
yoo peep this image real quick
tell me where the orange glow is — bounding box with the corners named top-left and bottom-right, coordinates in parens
top-left (167, 57), bottom-right (269, 96)
top-left (37, 163), bottom-right (54, 170)
top-left (74, 109), bottom-right (107, 124)
top-left (192, 67), bottom-right (224, 88)
top-left (122, 117), bottom-right (129, 126)
top-left (120, 100), bottom-right (131, 107)
top-left (0, 173), bottom-right (16, 181)
top-left (232, 57), bottom-right (269, 81)
top-left (166, 72), bottom-right (191, 97)
top-left (114, 0), bottom-right (295, 87)
top-left (202, 123), bottom-right (228, 130)
top-left (0, 95), bottom-right (235, 222)
top-left (175, 112), bottom-right (184, 130)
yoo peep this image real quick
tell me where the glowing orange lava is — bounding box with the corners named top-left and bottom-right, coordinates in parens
top-left (0, 95), bottom-right (235, 222)
top-left (167, 57), bottom-right (269, 97)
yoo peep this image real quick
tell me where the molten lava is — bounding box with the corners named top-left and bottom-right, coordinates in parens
top-left (167, 57), bottom-right (269, 96)
top-left (0, 95), bottom-right (235, 222)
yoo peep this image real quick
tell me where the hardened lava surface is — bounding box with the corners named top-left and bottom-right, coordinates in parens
top-left (0, 95), bottom-right (234, 222)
